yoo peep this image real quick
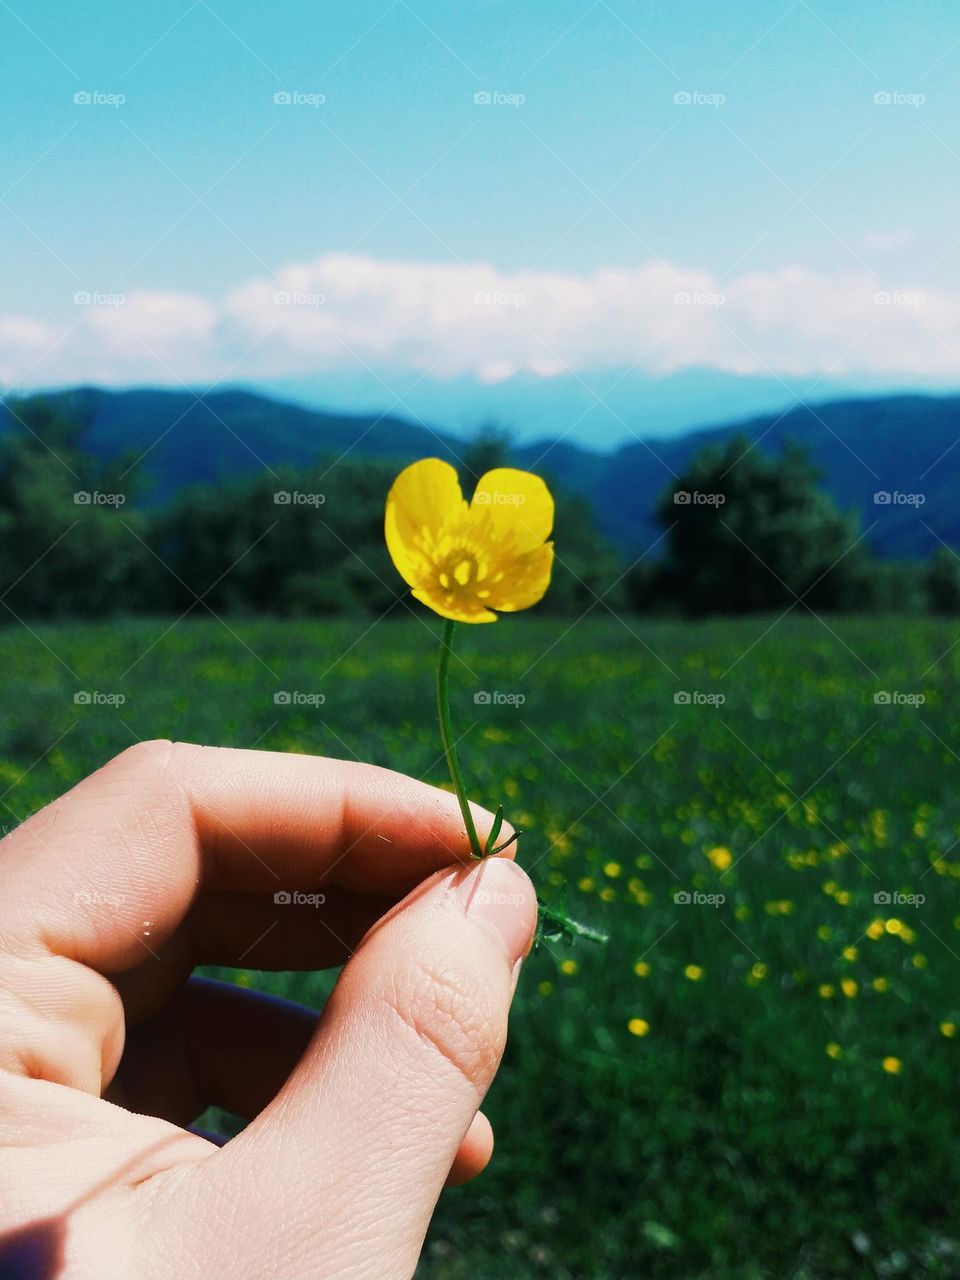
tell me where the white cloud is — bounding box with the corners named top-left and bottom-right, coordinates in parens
top-left (862, 228), bottom-right (914, 252)
top-left (1, 252), bottom-right (960, 391)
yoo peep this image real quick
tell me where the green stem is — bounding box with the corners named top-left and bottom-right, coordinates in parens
top-left (437, 618), bottom-right (484, 858)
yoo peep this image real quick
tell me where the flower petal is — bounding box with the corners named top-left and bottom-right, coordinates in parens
top-left (412, 587), bottom-right (498, 624)
top-left (471, 468), bottom-right (554, 552)
top-left (385, 458), bottom-right (466, 589)
top-left (482, 542), bottom-right (554, 612)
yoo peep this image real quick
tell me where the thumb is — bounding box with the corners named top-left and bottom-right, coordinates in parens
top-left (184, 856), bottom-right (536, 1280)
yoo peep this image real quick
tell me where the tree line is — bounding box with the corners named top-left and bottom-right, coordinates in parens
top-left (0, 395), bottom-right (957, 620)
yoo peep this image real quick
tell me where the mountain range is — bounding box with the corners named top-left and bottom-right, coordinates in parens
top-left (6, 385), bottom-right (958, 561)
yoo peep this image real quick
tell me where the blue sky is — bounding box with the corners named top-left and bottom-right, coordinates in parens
top-left (3, 0), bottom-right (960, 444)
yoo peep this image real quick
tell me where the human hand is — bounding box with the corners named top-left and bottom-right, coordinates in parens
top-left (0, 741), bottom-right (536, 1279)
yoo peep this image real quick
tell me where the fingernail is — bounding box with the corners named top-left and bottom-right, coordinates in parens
top-left (457, 857), bottom-right (536, 965)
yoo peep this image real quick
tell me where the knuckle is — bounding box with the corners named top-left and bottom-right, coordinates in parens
top-left (386, 956), bottom-right (506, 1094)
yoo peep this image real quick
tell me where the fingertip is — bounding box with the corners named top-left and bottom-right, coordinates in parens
top-left (445, 1110), bottom-right (494, 1186)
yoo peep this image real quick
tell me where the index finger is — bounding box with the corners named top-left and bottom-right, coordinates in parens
top-left (0, 739), bottom-right (509, 974)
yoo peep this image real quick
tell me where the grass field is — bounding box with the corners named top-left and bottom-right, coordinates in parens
top-left (2, 613), bottom-right (960, 1279)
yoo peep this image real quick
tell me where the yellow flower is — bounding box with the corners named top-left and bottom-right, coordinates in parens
top-left (706, 846), bottom-right (732, 871)
top-left (604, 860), bottom-right (622, 878)
top-left (866, 919), bottom-right (885, 940)
top-left (538, 980), bottom-right (554, 997)
top-left (560, 959), bottom-right (578, 975)
top-left (385, 458), bottom-right (554, 622)
top-left (684, 964), bottom-right (705, 982)
top-left (634, 961), bottom-right (651, 977)
top-left (818, 983), bottom-right (835, 999)
top-left (842, 946), bottom-right (858, 962)
top-left (912, 953), bottom-right (927, 969)
top-left (826, 1042), bottom-right (842, 1059)
top-left (882, 1056), bottom-right (902, 1075)
top-left (841, 978), bottom-right (858, 998)
top-left (941, 1021), bottom-right (957, 1038)
top-left (872, 976), bottom-right (890, 992)
top-left (885, 918), bottom-right (903, 936)
top-left (628, 1017), bottom-right (650, 1037)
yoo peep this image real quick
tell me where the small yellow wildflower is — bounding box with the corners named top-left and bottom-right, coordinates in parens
top-left (538, 980), bottom-right (554, 997)
top-left (885, 918), bottom-right (904, 936)
top-left (818, 983), bottom-right (835, 999)
top-left (751, 962), bottom-right (768, 980)
top-left (872, 976), bottom-right (890, 992)
top-left (604, 861), bottom-right (622, 878)
top-left (707, 846), bottom-right (732, 872)
top-left (941, 1021), bottom-right (957, 1038)
top-left (882, 1056), bottom-right (902, 1075)
top-left (842, 946), bottom-right (858, 962)
top-left (826, 1042), bottom-right (842, 1059)
top-left (841, 978), bottom-right (858, 998)
top-left (684, 964), bottom-right (705, 982)
top-left (867, 920), bottom-right (885, 940)
top-left (634, 961), bottom-right (651, 977)
top-left (912, 953), bottom-right (927, 969)
top-left (385, 458), bottom-right (554, 622)
top-left (628, 1018), bottom-right (650, 1037)
top-left (817, 924), bottom-right (833, 941)
top-left (560, 959), bottom-right (578, 976)
top-left (578, 876), bottom-right (594, 893)
top-left (599, 887), bottom-right (616, 903)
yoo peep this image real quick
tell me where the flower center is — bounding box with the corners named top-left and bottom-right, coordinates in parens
top-left (437, 550), bottom-right (482, 593)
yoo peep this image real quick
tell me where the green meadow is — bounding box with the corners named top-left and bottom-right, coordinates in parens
top-left (3, 613), bottom-right (960, 1279)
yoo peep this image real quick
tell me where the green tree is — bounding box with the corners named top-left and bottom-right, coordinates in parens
top-left (926, 547), bottom-right (960, 614)
top-left (656, 435), bottom-right (863, 615)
